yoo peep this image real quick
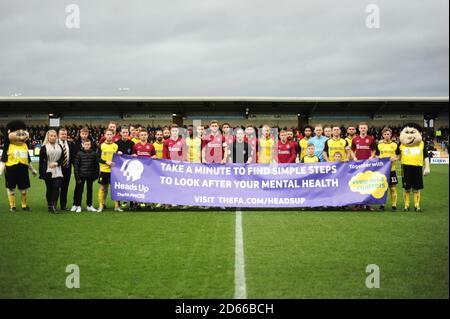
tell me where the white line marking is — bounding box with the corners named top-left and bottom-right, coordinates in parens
top-left (234, 209), bottom-right (247, 299)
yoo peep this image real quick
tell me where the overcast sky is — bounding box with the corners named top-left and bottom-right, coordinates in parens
top-left (0, 0), bottom-right (448, 97)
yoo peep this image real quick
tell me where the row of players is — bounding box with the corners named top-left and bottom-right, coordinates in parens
top-left (3, 119), bottom-right (426, 213)
top-left (82, 120), bottom-right (375, 164)
top-left (47, 121), bottom-right (416, 215)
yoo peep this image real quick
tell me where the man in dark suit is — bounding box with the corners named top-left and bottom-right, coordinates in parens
top-left (58, 127), bottom-right (76, 211)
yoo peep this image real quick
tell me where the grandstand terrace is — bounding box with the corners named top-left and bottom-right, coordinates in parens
top-left (0, 96), bottom-right (448, 128)
top-left (0, 97), bottom-right (448, 156)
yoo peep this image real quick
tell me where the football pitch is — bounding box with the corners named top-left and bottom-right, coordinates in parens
top-left (0, 165), bottom-right (448, 299)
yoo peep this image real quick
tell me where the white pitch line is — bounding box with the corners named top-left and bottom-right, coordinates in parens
top-left (234, 209), bottom-right (247, 299)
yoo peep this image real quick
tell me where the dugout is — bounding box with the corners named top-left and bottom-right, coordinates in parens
top-left (0, 96), bottom-right (448, 129)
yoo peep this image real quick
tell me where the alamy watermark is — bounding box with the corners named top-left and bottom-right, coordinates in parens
top-left (365, 4), bottom-right (381, 29)
top-left (365, 264), bottom-right (380, 288)
top-left (65, 264), bottom-right (80, 288)
top-left (65, 4), bottom-right (80, 29)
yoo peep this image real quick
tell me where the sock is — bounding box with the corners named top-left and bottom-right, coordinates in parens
top-left (21, 193), bottom-right (27, 208)
top-left (8, 193), bottom-right (16, 209)
top-left (98, 188), bottom-right (105, 209)
top-left (403, 191), bottom-right (410, 208)
top-left (390, 186), bottom-right (398, 207)
top-left (104, 188), bottom-right (108, 205)
top-left (413, 191), bottom-right (420, 208)
top-left (114, 201), bottom-right (120, 209)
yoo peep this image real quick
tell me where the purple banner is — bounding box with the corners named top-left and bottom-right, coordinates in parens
top-left (111, 154), bottom-right (392, 208)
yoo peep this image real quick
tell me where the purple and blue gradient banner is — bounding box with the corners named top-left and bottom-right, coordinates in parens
top-left (111, 154), bottom-right (391, 208)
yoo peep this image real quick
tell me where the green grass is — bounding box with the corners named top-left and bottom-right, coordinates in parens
top-left (244, 165), bottom-right (449, 298)
top-left (0, 165), bottom-right (448, 298)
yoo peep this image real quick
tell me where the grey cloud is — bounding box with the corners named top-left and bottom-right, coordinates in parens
top-left (0, 0), bottom-right (448, 96)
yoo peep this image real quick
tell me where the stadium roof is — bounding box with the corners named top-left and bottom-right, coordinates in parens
top-left (0, 96), bottom-right (448, 115)
top-left (0, 96), bottom-right (448, 102)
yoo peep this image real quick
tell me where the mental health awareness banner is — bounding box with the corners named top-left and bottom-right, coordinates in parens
top-left (111, 155), bottom-right (392, 208)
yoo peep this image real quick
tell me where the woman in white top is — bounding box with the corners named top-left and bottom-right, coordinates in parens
top-left (39, 129), bottom-right (63, 213)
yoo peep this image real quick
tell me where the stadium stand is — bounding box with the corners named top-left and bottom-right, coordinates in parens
top-left (0, 97), bottom-right (448, 155)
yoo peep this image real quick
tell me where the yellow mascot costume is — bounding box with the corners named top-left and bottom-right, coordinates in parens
top-left (0, 120), bottom-right (37, 212)
top-left (399, 123), bottom-right (430, 212)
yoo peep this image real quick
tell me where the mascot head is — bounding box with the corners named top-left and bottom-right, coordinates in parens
top-left (399, 123), bottom-right (423, 147)
top-left (6, 120), bottom-right (29, 146)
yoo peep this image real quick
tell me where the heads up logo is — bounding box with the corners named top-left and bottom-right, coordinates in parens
top-left (120, 159), bottom-right (144, 182)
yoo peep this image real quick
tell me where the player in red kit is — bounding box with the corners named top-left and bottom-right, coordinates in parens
top-left (351, 122), bottom-right (376, 211)
top-left (131, 129), bottom-right (156, 211)
top-left (98, 121), bottom-right (121, 145)
top-left (351, 122), bottom-right (376, 161)
top-left (162, 126), bottom-right (171, 141)
top-left (286, 129), bottom-right (299, 161)
top-left (202, 120), bottom-right (227, 164)
top-left (222, 123), bottom-right (235, 148)
top-left (132, 129), bottom-right (156, 158)
top-left (161, 124), bottom-right (188, 210)
top-left (163, 124), bottom-right (187, 161)
top-left (244, 125), bottom-right (259, 164)
top-left (275, 130), bottom-right (297, 163)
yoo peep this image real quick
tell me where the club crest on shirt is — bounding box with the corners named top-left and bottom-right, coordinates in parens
top-left (13, 150), bottom-right (28, 159)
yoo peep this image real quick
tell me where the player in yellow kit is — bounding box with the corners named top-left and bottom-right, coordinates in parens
top-left (149, 129), bottom-right (162, 209)
top-left (258, 125), bottom-right (275, 164)
top-left (152, 130), bottom-right (164, 159)
top-left (299, 125), bottom-right (313, 162)
top-left (301, 144), bottom-right (320, 163)
top-left (129, 125), bottom-right (141, 144)
top-left (323, 126), bottom-right (350, 162)
top-left (186, 125), bottom-right (202, 163)
top-left (97, 129), bottom-right (121, 212)
top-left (180, 125), bottom-right (203, 210)
top-left (345, 125), bottom-right (357, 160)
top-left (376, 127), bottom-right (400, 211)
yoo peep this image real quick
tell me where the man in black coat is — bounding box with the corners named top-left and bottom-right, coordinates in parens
top-left (58, 127), bottom-right (76, 211)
